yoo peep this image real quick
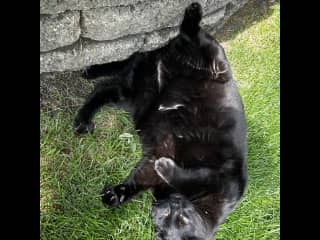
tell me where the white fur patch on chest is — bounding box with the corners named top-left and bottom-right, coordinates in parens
top-left (158, 104), bottom-right (185, 111)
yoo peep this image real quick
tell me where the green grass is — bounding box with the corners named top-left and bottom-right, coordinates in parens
top-left (40, 2), bottom-right (280, 239)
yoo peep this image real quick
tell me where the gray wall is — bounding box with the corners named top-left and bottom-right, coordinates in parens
top-left (40, 0), bottom-right (248, 74)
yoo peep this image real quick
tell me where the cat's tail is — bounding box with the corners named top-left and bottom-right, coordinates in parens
top-left (180, 2), bottom-right (203, 38)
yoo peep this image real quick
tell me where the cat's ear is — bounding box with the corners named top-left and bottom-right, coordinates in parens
top-left (180, 2), bottom-right (203, 37)
top-left (211, 59), bottom-right (230, 82)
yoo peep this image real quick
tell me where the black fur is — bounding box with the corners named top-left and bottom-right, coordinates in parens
top-left (74, 3), bottom-right (247, 239)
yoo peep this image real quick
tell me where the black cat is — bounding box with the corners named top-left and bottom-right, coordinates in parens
top-left (74, 2), bottom-right (248, 239)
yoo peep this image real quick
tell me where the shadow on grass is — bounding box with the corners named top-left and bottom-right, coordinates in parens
top-left (214, 0), bottom-right (279, 42)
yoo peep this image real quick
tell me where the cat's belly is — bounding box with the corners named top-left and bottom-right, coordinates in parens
top-left (141, 126), bottom-right (232, 169)
top-left (139, 102), bottom-right (238, 168)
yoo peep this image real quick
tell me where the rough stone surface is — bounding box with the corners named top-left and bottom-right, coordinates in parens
top-left (81, 0), bottom-right (212, 41)
top-left (40, 0), bottom-right (249, 73)
top-left (141, 4), bottom-right (226, 52)
top-left (40, 11), bottom-right (81, 52)
top-left (142, 27), bottom-right (179, 52)
top-left (203, 0), bottom-right (231, 13)
top-left (227, 0), bottom-right (250, 17)
top-left (40, 36), bottom-right (143, 73)
top-left (40, 6), bottom-right (228, 73)
top-left (202, 7), bottom-right (226, 31)
top-left (40, 0), bottom-right (144, 14)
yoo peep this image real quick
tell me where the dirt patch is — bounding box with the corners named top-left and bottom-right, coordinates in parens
top-left (40, 71), bottom-right (96, 115)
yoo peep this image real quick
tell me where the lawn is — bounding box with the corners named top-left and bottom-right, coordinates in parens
top-left (40, 1), bottom-right (280, 239)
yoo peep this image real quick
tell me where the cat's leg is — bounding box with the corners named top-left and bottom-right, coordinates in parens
top-left (154, 157), bottom-right (215, 191)
top-left (101, 158), bottom-right (164, 207)
top-left (101, 130), bottom-right (178, 207)
top-left (73, 78), bottom-right (126, 134)
top-left (74, 53), bottom-right (144, 134)
top-left (101, 156), bottom-right (246, 207)
top-left (154, 157), bottom-right (247, 196)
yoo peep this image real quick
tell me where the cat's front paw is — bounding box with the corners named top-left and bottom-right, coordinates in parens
top-left (73, 116), bottom-right (94, 135)
top-left (155, 157), bottom-right (176, 184)
top-left (101, 184), bottom-right (128, 207)
top-left (101, 185), bottom-right (120, 207)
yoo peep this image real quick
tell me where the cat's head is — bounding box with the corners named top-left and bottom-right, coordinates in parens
top-left (151, 194), bottom-right (213, 240)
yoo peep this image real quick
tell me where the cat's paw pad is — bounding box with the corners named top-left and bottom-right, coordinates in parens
top-left (155, 157), bottom-right (175, 184)
top-left (114, 184), bottom-right (129, 204)
top-left (101, 186), bottom-right (120, 207)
